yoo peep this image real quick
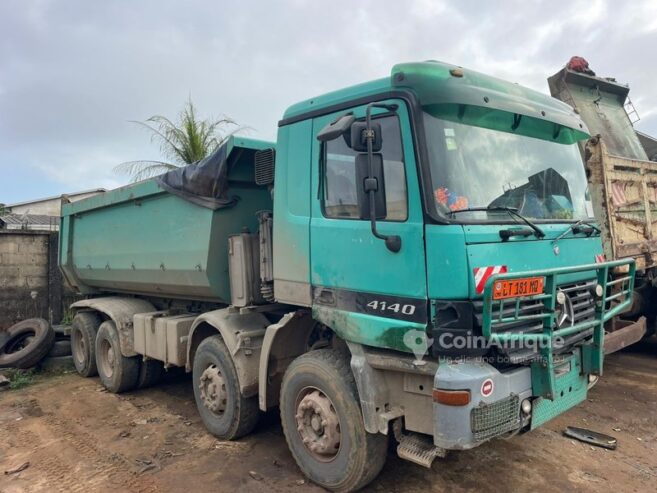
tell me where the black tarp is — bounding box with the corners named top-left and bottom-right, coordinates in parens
top-left (156, 141), bottom-right (238, 210)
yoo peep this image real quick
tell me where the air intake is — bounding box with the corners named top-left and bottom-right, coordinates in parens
top-left (254, 148), bottom-right (275, 185)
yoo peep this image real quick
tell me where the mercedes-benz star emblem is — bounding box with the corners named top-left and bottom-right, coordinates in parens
top-left (555, 291), bottom-right (575, 328)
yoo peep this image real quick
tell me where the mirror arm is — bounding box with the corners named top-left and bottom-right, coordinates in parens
top-left (365, 103), bottom-right (402, 253)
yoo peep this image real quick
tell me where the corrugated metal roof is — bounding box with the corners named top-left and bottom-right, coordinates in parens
top-left (0, 214), bottom-right (60, 231)
top-left (6, 188), bottom-right (107, 208)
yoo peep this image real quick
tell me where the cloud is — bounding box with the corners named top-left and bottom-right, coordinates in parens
top-left (1, 0), bottom-right (656, 203)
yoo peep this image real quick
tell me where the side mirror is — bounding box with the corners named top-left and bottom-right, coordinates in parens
top-left (355, 153), bottom-right (387, 220)
top-left (345, 122), bottom-right (382, 152)
top-left (317, 113), bottom-right (356, 142)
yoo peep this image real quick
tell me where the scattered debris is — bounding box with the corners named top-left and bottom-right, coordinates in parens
top-left (119, 430), bottom-right (131, 438)
top-left (159, 450), bottom-right (183, 459)
top-left (135, 458), bottom-right (158, 474)
top-left (295, 479), bottom-right (306, 486)
top-left (564, 426), bottom-right (618, 450)
top-left (4, 462), bottom-right (30, 475)
top-left (249, 470), bottom-right (263, 481)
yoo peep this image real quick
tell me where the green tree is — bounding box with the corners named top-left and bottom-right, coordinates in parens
top-left (115, 98), bottom-right (237, 182)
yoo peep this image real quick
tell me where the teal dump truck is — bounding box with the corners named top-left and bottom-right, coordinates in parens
top-left (61, 61), bottom-right (635, 492)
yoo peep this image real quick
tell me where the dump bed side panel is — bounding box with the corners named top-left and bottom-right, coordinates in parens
top-left (586, 138), bottom-right (657, 270)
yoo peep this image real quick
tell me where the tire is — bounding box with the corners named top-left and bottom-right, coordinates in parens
top-left (53, 325), bottom-right (69, 337)
top-left (95, 320), bottom-right (140, 393)
top-left (48, 339), bottom-right (72, 358)
top-left (137, 359), bottom-right (164, 389)
top-left (39, 355), bottom-right (75, 372)
top-left (192, 335), bottom-right (259, 440)
top-left (0, 318), bottom-right (55, 369)
top-left (70, 312), bottom-right (101, 377)
top-left (280, 349), bottom-right (388, 492)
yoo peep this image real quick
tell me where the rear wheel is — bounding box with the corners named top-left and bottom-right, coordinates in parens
top-left (280, 349), bottom-right (388, 492)
top-left (95, 320), bottom-right (140, 393)
top-left (192, 335), bottom-right (259, 439)
top-left (137, 359), bottom-right (164, 389)
top-left (70, 312), bottom-right (101, 377)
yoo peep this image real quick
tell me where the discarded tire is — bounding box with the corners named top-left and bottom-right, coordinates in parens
top-left (39, 355), bottom-right (76, 373)
top-left (0, 319), bottom-right (55, 369)
top-left (48, 339), bottom-right (72, 358)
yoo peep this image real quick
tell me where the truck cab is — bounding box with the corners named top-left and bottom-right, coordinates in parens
top-left (273, 60), bottom-right (634, 453)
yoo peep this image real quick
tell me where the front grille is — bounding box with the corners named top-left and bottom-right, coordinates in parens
top-left (474, 279), bottom-right (597, 362)
top-left (471, 395), bottom-right (520, 441)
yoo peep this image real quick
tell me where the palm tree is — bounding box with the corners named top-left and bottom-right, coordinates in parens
top-left (115, 98), bottom-right (237, 182)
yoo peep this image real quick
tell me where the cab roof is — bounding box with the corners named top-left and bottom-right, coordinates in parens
top-left (281, 60), bottom-right (588, 139)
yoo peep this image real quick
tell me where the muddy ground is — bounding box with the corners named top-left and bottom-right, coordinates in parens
top-left (1, 339), bottom-right (656, 493)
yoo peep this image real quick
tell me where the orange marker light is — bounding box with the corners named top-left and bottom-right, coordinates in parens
top-left (432, 389), bottom-right (471, 406)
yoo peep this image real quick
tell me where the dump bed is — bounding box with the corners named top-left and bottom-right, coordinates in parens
top-left (59, 137), bottom-right (274, 302)
top-left (549, 66), bottom-right (657, 271)
top-left (585, 137), bottom-right (657, 270)
top-left (548, 68), bottom-right (648, 160)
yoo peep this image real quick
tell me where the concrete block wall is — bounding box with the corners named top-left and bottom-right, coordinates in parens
top-left (0, 231), bottom-right (54, 329)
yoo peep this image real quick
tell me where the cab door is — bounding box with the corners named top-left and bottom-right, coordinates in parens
top-left (309, 99), bottom-right (428, 351)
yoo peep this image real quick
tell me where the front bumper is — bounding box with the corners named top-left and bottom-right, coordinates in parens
top-left (433, 350), bottom-right (588, 450)
top-left (432, 259), bottom-right (635, 450)
top-left (432, 358), bottom-right (531, 449)
top-left (481, 259), bottom-right (635, 400)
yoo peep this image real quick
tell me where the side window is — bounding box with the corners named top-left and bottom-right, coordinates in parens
top-left (323, 115), bottom-right (408, 221)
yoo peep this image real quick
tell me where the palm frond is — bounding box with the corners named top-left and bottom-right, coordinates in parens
top-left (117, 98), bottom-right (241, 182)
top-left (114, 160), bottom-right (180, 182)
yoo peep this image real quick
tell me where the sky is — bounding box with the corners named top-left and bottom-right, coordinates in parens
top-left (1, 0), bottom-right (656, 205)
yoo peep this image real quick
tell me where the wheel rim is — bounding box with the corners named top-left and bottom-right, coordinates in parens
top-left (98, 338), bottom-right (115, 378)
top-left (4, 332), bottom-right (35, 354)
top-left (72, 331), bottom-right (86, 365)
top-left (198, 364), bottom-right (227, 415)
top-left (294, 387), bottom-right (342, 462)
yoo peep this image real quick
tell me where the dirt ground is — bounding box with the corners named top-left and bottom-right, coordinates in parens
top-left (1, 339), bottom-right (657, 493)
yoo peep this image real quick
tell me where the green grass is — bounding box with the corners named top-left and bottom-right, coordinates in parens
top-left (61, 309), bottom-right (75, 325)
top-left (2, 369), bottom-right (37, 390)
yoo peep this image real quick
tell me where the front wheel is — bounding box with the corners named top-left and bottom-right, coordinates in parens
top-left (280, 349), bottom-right (388, 492)
top-left (192, 335), bottom-right (259, 439)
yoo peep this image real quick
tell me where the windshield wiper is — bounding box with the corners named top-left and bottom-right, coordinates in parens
top-left (554, 219), bottom-right (601, 243)
top-left (447, 206), bottom-right (546, 239)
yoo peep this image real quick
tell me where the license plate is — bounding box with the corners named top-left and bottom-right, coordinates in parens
top-left (493, 277), bottom-right (544, 300)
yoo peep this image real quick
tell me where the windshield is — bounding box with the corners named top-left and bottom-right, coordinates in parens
top-left (423, 111), bottom-right (593, 223)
